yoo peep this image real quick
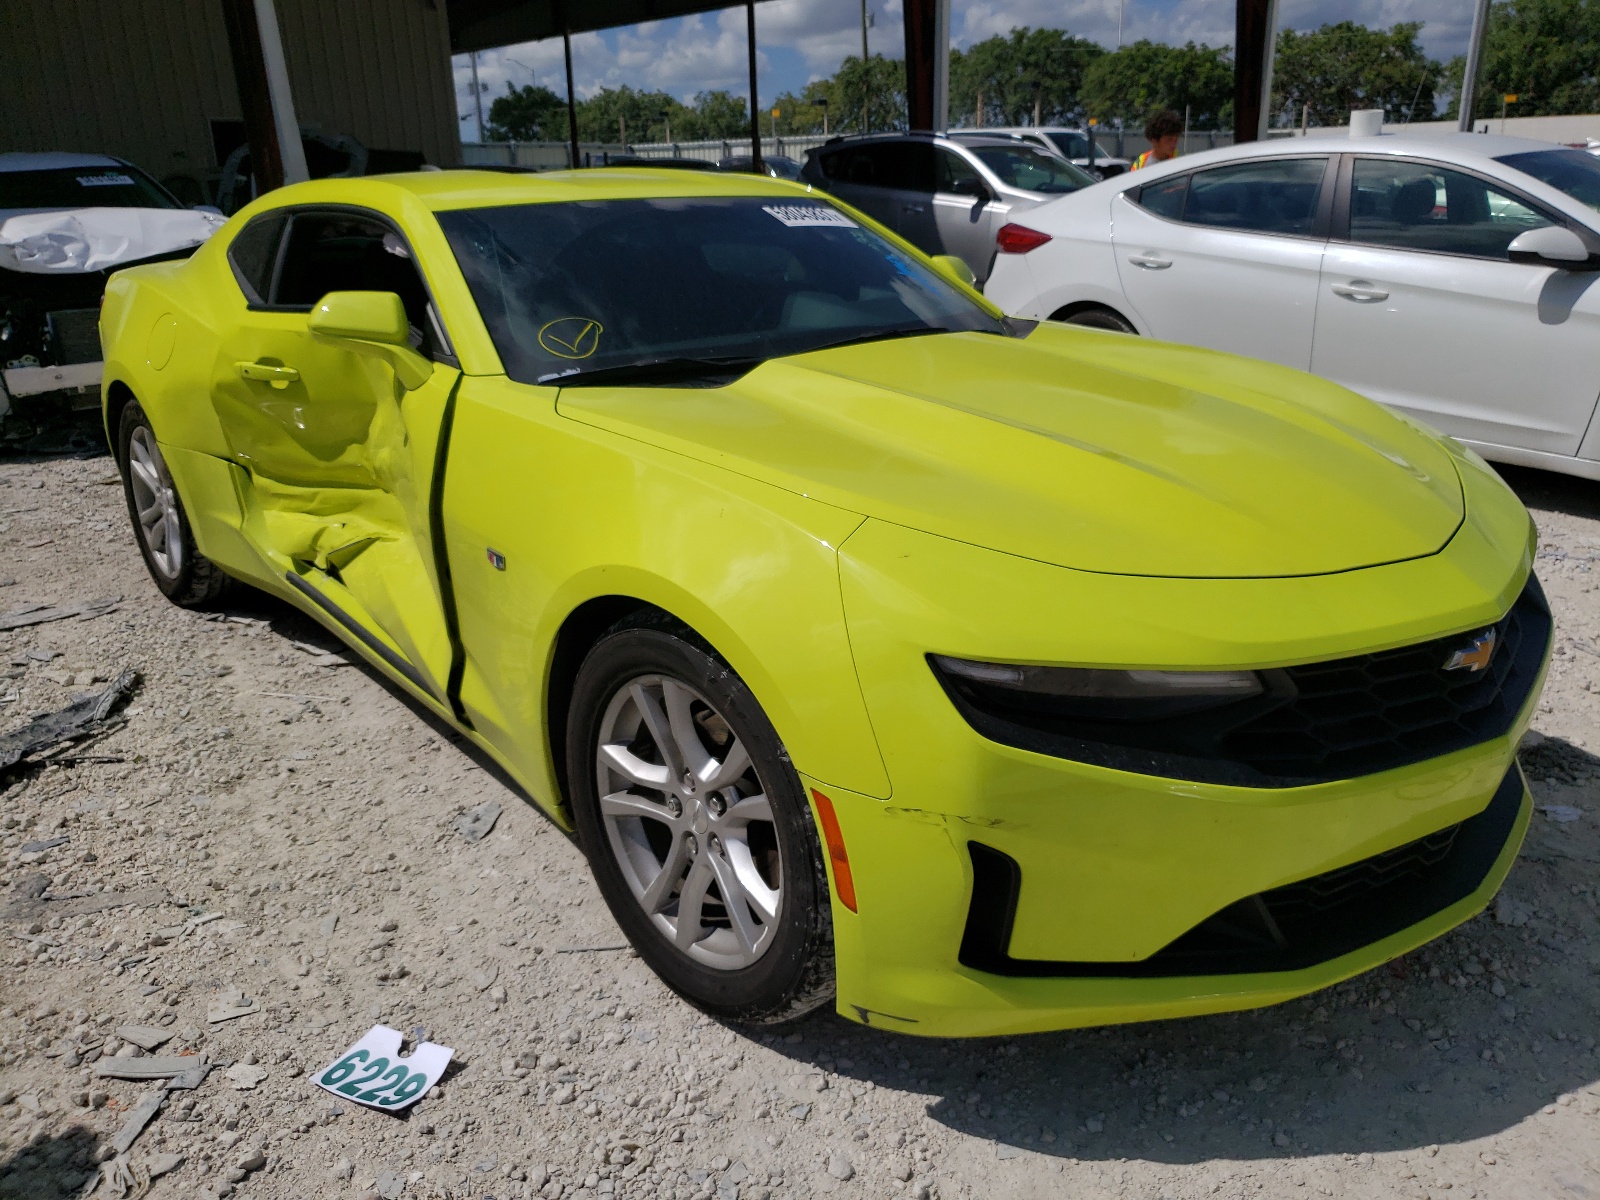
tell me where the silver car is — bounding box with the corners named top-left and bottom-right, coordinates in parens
top-left (949, 126), bottom-right (1131, 178)
top-left (800, 132), bottom-right (1096, 283)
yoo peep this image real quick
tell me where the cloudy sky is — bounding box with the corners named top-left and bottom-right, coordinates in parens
top-left (451, 0), bottom-right (1472, 139)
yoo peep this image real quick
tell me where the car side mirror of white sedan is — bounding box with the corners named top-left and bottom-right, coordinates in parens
top-left (1507, 225), bottom-right (1598, 270)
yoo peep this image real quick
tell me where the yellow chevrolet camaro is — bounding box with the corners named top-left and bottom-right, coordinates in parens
top-left (100, 168), bottom-right (1550, 1037)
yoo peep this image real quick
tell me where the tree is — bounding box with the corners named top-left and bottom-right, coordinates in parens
top-left (1443, 0), bottom-right (1600, 119)
top-left (772, 55), bottom-right (906, 135)
top-left (680, 90), bottom-right (752, 140)
top-left (1272, 22), bottom-right (1438, 126)
top-left (950, 27), bottom-right (1104, 127)
top-left (484, 83), bottom-right (567, 142)
top-left (1080, 41), bottom-right (1233, 129)
top-left (572, 86), bottom-right (691, 144)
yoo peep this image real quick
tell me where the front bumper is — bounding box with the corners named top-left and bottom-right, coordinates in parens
top-left (819, 454), bottom-right (1546, 1037)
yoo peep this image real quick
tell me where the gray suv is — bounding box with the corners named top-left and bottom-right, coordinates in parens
top-left (800, 132), bottom-right (1095, 283)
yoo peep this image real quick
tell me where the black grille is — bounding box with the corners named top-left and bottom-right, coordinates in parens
top-left (45, 308), bottom-right (102, 365)
top-left (959, 763), bottom-right (1524, 978)
top-left (933, 575), bottom-right (1551, 787)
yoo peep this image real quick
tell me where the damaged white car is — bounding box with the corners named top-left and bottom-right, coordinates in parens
top-left (0, 152), bottom-right (224, 435)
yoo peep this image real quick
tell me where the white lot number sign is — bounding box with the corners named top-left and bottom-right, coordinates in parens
top-left (312, 1025), bottom-right (454, 1110)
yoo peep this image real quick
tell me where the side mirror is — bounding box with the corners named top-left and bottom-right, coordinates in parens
top-left (930, 254), bottom-right (978, 289)
top-left (1507, 225), bottom-right (1597, 270)
top-left (947, 176), bottom-right (991, 202)
top-left (307, 291), bottom-right (434, 390)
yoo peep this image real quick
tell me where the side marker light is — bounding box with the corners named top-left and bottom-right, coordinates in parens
top-left (809, 788), bottom-right (857, 913)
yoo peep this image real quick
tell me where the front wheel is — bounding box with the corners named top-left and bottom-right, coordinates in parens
top-left (567, 620), bottom-right (835, 1025)
top-left (1059, 306), bottom-right (1138, 334)
top-left (118, 401), bottom-right (230, 607)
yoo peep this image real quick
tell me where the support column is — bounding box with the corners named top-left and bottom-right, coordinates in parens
top-left (221, 0), bottom-right (283, 191)
top-left (903, 0), bottom-right (934, 130)
top-left (1233, 0), bottom-right (1279, 144)
top-left (561, 10), bottom-right (580, 169)
top-left (1458, 0), bottom-right (1491, 132)
top-left (746, 2), bottom-right (762, 172)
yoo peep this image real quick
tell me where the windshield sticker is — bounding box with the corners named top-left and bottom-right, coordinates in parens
top-left (538, 317), bottom-right (604, 359)
top-left (762, 204), bottom-right (855, 228)
top-left (76, 173), bottom-right (135, 187)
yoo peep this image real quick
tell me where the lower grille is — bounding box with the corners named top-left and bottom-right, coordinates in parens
top-left (958, 763), bottom-right (1524, 978)
top-left (46, 308), bottom-right (102, 365)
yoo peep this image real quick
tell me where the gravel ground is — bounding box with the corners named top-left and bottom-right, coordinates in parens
top-left (0, 451), bottom-right (1596, 1200)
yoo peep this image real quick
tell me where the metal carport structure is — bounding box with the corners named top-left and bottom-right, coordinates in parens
top-left (446, 1), bottom-right (778, 174)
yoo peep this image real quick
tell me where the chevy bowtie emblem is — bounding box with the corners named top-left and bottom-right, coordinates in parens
top-left (1444, 629), bottom-right (1498, 673)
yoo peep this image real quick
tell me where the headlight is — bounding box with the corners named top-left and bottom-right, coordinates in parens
top-left (929, 655), bottom-right (1264, 722)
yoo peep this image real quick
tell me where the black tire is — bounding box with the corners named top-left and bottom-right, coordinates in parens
top-left (1060, 306), bottom-right (1138, 334)
top-left (567, 617), bottom-right (835, 1025)
top-left (117, 401), bottom-right (231, 607)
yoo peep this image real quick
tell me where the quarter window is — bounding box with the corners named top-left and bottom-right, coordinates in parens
top-left (1349, 158), bottom-right (1554, 259)
top-left (1136, 174), bottom-right (1188, 221)
top-left (226, 214), bottom-right (285, 305)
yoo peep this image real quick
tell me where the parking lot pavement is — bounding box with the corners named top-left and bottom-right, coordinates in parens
top-left (0, 450), bottom-right (1595, 1200)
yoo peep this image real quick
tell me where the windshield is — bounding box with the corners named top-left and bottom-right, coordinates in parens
top-left (1496, 148), bottom-right (1600, 213)
top-left (0, 165), bottom-right (178, 211)
top-left (1043, 133), bottom-right (1114, 163)
top-left (968, 145), bottom-right (1094, 194)
top-left (436, 196), bottom-right (1004, 385)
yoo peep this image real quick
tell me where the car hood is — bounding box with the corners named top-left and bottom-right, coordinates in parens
top-left (555, 324), bottom-right (1465, 578)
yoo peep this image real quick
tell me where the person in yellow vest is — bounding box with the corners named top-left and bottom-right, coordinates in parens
top-left (1132, 110), bottom-right (1184, 170)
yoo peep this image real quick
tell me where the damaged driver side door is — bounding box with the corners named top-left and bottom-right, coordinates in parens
top-left (209, 207), bottom-right (460, 706)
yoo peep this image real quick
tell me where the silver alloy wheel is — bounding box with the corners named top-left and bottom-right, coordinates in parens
top-left (127, 426), bottom-right (184, 580)
top-left (595, 674), bottom-right (782, 970)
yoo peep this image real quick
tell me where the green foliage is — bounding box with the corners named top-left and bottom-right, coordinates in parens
top-left (681, 90), bottom-right (754, 140)
top-left (1443, 0), bottom-right (1600, 119)
top-left (949, 27), bottom-right (1104, 127)
top-left (1272, 22), bottom-right (1438, 126)
top-left (484, 83), bottom-right (567, 142)
top-left (1080, 41), bottom-right (1234, 130)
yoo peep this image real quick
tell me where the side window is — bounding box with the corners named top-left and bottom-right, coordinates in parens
top-left (1182, 158), bottom-right (1327, 236)
top-left (226, 214), bottom-right (285, 305)
top-left (1349, 158), bottom-right (1554, 259)
top-left (936, 149), bottom-right (983, 193)
top-left (1136, 174), bottom-right (1189, 220)
top-left (820, 143), bottom-right (936, 193)
top-left (273, 212), bottom-right (442, 354)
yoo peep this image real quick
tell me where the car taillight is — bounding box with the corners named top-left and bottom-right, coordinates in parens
top-left (995, 223), bottom-right (1052, 254)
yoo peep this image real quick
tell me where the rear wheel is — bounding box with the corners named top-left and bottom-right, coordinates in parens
top-left (1058, 306), bottom-right (1138, 334)
top-left (118, 402), bottom-right (230, 607)
top-left (567, 619), bottom-right (834, 1025)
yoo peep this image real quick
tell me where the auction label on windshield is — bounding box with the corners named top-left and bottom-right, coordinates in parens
top-left (763, 204), bottom-right (855, 228)
top-left (312, 1025), bottom-right (453, 1111)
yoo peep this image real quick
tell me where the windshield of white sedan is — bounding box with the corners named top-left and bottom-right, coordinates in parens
top-left (0, 166), bottom-right (179, 211)
top-left (436, 196), bottom-right (1004, 384)
top-left (1497, 148), bottom-right (1600, 213)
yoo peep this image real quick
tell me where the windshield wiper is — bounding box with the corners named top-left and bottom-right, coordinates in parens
top-left (541, 355), bottom-right (767, 388)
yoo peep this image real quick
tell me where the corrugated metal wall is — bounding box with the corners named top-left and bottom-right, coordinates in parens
top-left (0, 0), bottom-right (459, 190)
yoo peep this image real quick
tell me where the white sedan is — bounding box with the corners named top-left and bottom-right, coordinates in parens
top-left (984, 129), bottom-right (1600, 482)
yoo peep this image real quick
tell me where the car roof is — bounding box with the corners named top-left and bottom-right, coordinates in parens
top-left (0, 151), bottom-right (126, 173)
top-left (246, 167), bottom-right (816, 214)
top-left (1119, 129), bottom-right (1576, 183)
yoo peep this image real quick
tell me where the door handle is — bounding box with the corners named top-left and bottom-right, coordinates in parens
top-left (1127, 253), bottom-right (1172, 270)
top-left (236, 361), bottom-right (301, 389)
top-left (902, 202), bottom-right (926, 214)
top-left (1331, 281), bottom-right (1389, 302)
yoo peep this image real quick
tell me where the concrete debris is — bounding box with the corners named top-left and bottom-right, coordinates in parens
top-left (110, 1090), bottom-right (164, 1154)
top-left (1541, 804), bottom-right (1583, 822)
top-left (224, 1061), bottom-right (269, 1089)
top-left (144, 1151), bottom-right (184, 1179)
top-left (452, 799), bottom-right (502, 842)
top-left (206, 990), bottom-right (259, 1024)
top-left (93, 1056), bottom-right (197, 1080)
top-left (1495, 895), bottom-right (1535, 927)
top-left (115, 1024), bottom-right (173, 1051)
top-left (19, 834), bottom-right (68, 853)
top-left (0, 666), bottom-right (138, 774)
top-left (0, 595), bottom-right (120, 632)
